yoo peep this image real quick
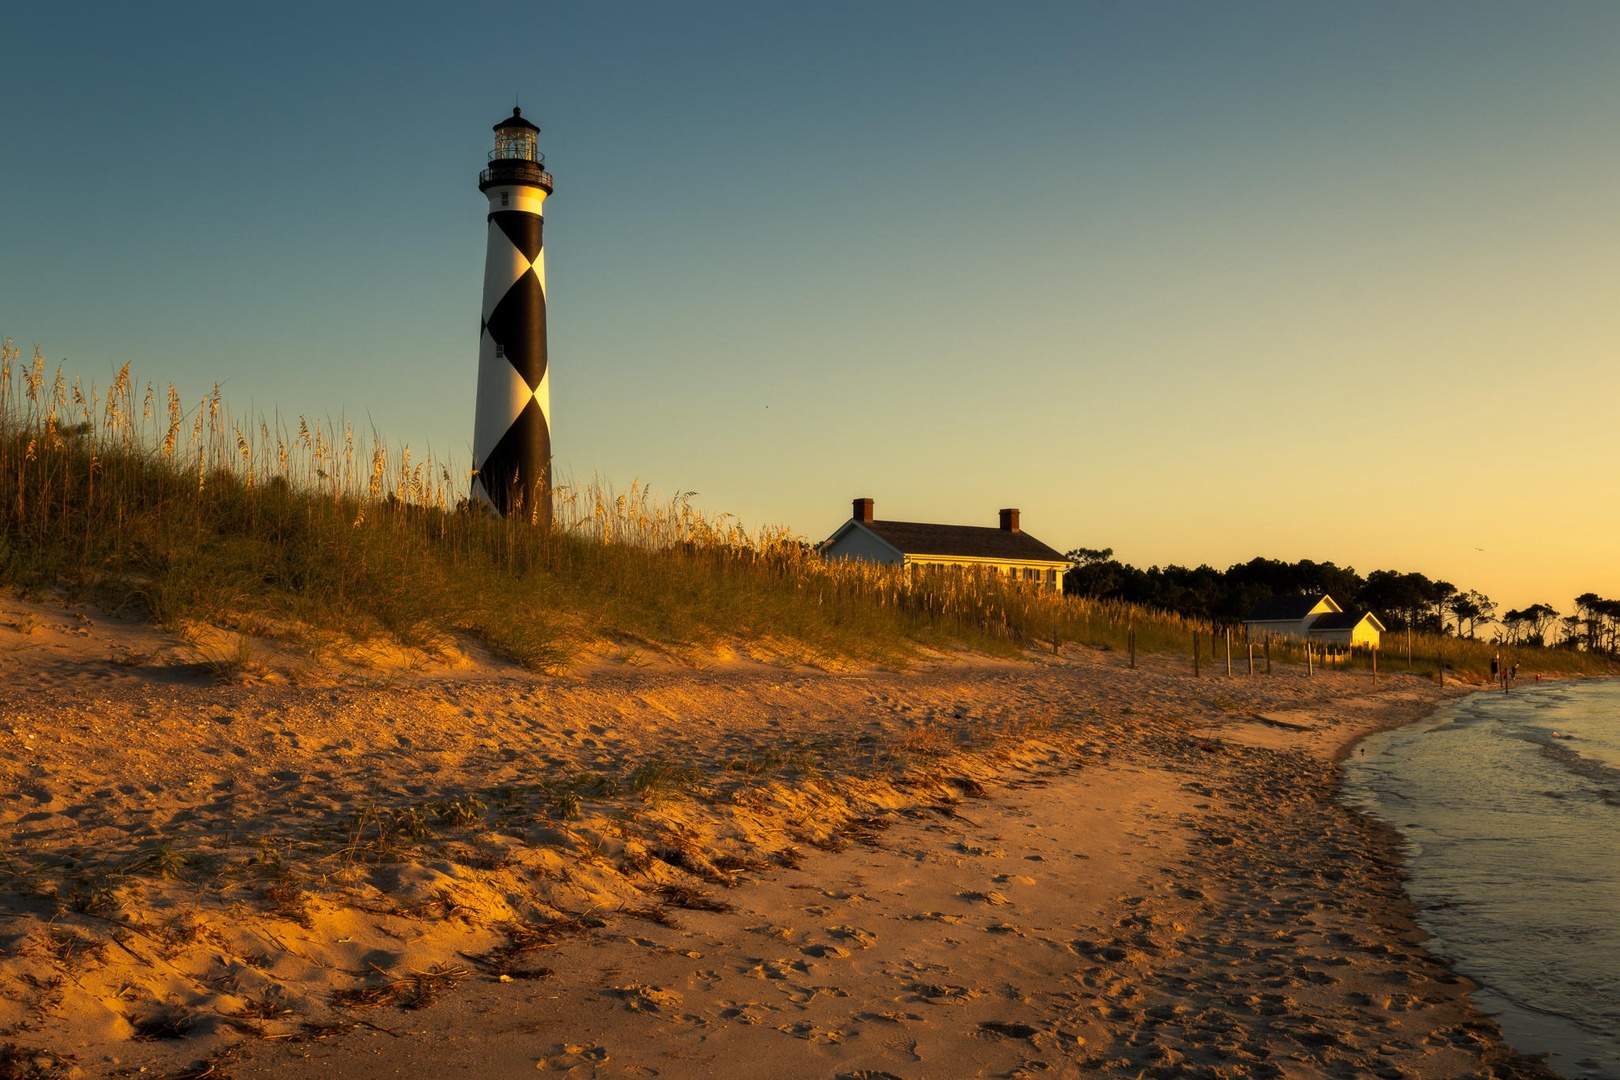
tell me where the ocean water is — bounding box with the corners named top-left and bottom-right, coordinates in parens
top-left (1342, 680), bottom-right (1620, 1080)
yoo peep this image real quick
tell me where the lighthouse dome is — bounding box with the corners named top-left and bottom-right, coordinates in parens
top-left (493, 107), bottom-right (539, 134)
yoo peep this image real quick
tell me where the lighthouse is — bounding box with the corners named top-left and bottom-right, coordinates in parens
top-left (472, 107), bottom-right (554, 522)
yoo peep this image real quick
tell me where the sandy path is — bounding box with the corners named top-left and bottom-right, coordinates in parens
top-left (228, 722), bottom-right (1539, 1080)
top-left (226, 765), bottom-right (1166, 1078)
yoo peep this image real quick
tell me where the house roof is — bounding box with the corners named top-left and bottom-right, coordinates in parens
top-left (857, 519), bottom-right (1070, 564)
top-left (1243, 593), bottom-right (1339, 622)
top-left (1308, 610), bottom-right (1386, 633)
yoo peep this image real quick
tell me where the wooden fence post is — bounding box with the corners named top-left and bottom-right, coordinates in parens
top-left (1265, 639), bottom-right (1272, 675)
top-left (1306, 642), bottom-right (1313, 676)
top-left (1193, 632), bottom-right (1200, 677)
top-left (1129, 627), bottom-right (1136, 669)
top-left (1225, 629), bottom-right (1233, 676)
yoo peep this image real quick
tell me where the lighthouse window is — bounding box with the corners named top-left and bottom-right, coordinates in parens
top-left (495, 343), bottom-right (505, 359)
top-left (501, 192), bottom-right (509, 206)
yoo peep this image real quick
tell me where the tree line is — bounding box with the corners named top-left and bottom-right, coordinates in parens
top-left (1062, 550), bottom-right (1616, 651)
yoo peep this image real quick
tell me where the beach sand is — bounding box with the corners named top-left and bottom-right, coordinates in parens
top-left (0, 592), bottom-right (1559, 1078)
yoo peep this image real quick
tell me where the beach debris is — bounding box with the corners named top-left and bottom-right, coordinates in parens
top-left (711, 852), bottom-right (774, 875)
top-left (329, 963), bottom-right (471, 1011)
top-left (620, 904), bottom-right (677, 926)
top-left (129, 1009), bottom-right (194, 1041)
top-left (150, 1055), bottom-right (237, 1079)
top-left (658, 884), bottom-right (732, 912)
top-left (652, 844), bottom-right (729, 883)
top-left (465, 916), bottom-right (594, 978)
top-left (771, 846), bottom-right (805, 869)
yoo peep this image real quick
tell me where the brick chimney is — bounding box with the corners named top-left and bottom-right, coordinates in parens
top-left (853, 497), bottom-right (874, 523)
top-left (998, 508), bottom-right (1020, 533)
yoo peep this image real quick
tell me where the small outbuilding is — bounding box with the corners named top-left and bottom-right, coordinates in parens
top-left (820, 498), bottom-right (1072, 592)
top-left (1305, 610), bottom-right (1387, 649)
top-left (1241, 593), bottom-right (1384, 649)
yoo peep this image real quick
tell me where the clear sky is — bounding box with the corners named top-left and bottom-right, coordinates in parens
top-left (3, 2), bottom-right (1617, 617)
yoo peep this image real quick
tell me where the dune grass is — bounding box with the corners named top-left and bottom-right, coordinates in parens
top-left (0, 343), bottom-right (1208, 667)
top-left (2, 340), bottom-right (1609, 679)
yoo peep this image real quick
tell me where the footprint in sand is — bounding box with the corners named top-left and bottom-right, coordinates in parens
top-left (991, 874), bottom-right (1036, 886)
top-left (538, 1043), bottom-right (609, 1074)
top-left (744, 958), bottom-right (802, 980)
top-left (857, 1010), bottom-right (923, 1025)
top-left (976, 1020), bottom-right (1045, 1041)
top-left (910, 982), bottom-right (981, 1005)
top-left (827, 925), bottom-right (878, 948)
top-left (718, 1002), bottom-right (776, 1025)
top-left (801, 943), bottom-right (852, 959)
top-left (777, 1020), bottom-right (845, 1043)
top-left (610, 984), bottom-right (682, 1013)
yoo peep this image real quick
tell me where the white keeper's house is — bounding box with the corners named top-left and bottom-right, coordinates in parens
top-left (1241, 594), bottom-right (1386, 649)
top-left (820, 498), bottom-right (1072, 592)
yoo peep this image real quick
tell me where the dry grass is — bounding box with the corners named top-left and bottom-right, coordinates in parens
top-left (0, 344), bottom-right (1241, 667)
top-left (3, 342), bottom-right (1603, 679)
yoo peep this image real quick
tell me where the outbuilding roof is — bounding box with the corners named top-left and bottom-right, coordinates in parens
top-left (859, 519), bottom-right (1069, 563)
top-left (1243, 593), bottom-right (1338, 621)
top-left (1307, 610), bottom-right (1386, 632)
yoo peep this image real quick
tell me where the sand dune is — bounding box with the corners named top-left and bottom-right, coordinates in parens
top-left (0, 592), bottom-right (1557, 1078)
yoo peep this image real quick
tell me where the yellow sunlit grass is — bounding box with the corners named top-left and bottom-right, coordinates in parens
top-left (0, 340), bottom-right (1606, 679)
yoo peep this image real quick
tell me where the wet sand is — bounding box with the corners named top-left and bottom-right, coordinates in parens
top-left (0, 593), bottom-right (1559, 1078)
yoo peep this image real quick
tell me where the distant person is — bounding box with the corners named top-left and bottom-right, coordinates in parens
top-left (1490, 654), bottom-right (1500, 680)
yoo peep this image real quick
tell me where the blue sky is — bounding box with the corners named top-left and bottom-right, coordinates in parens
top-left (4, 2), bottom-right (1619, 614)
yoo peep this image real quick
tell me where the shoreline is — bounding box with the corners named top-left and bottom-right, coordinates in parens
top-left (0, 597), bottom-right (1564, 1078)
top-left (1343, 679), bottom-right (1620, 1079)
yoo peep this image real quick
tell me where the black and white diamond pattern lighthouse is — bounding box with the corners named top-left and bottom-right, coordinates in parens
top-left (472, 107), bottom-right (555, 521)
